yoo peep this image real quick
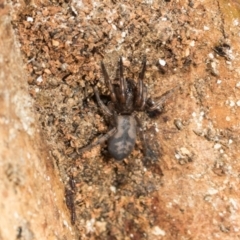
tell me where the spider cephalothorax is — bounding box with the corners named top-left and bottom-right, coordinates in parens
top-left (79, 57), bottom-right (174, 161)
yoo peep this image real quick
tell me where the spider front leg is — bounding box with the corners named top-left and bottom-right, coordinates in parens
top-left (118, 57), bottom-right (127, 104)
top-left (94, 86), bottom-right (113, 117)
top-left (77, 128), bottom-right (116, 155)
top-left (135, 57), bottom-right (147, 110)
top-left (146, 86), bottom-right (179, 115)
top-left (101, 61), bottom-right (117, 103)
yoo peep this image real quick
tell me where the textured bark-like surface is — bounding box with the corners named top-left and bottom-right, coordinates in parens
top-left (3, 0), bottom-right (240, 239)
top-left (0, 5), bottom-right (75, 240)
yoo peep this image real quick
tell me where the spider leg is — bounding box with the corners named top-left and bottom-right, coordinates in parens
top-left (77, 128), bottom-right (116, 155)
top-left (135, 57), bottom-right (147, 108)
top-left (94, 86), bottom-right (113, 117)
top-left (139, 85), bottom-right (147, 110)
top-left (146, 86), bottom-right (178, 112)
top-left (101, 61), bottom-right (117, 103)
top-left (119, 57), bottom-right (127, 104)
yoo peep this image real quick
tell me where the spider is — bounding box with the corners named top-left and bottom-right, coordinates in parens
top-left (78, 57), bottom-right (175, 161)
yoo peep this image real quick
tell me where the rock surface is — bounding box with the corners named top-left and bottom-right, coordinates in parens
top-left (1, 0), bottom-right (240, 239)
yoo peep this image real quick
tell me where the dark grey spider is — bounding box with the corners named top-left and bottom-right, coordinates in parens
top-left (79, 57), bottom-right (175, 161)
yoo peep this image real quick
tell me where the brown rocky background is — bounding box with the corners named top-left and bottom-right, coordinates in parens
top-left (1, 0), bottom-right (240, 239)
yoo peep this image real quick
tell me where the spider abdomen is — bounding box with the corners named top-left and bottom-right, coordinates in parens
top-left (108, 115), bottom-right (137, 160)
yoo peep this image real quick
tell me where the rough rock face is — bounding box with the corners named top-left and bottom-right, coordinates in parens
top-left (1, 0), bottom-right (240, 239)
top-left (0, 8), bottom-right (75, 240)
